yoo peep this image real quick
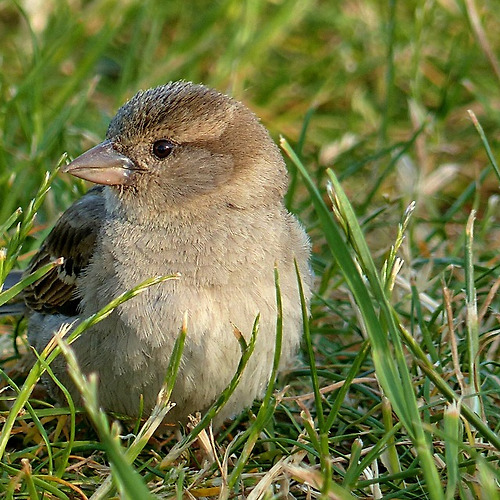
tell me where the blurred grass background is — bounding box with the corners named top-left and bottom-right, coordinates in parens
top-left (0, 0), bottom-right (499, 498)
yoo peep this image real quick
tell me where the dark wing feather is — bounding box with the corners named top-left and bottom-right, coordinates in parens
top-left (23, 186), bottom-right (105, 316)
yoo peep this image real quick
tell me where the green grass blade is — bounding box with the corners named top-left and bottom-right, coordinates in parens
top-left (58, 338), bottom-right (156, 500)
top-left (0, 258), bottom-right (63, 307)
top-left (464, 211), bottom-right (481, 416)
top-left (468, 110), bottom-right (500, 184)
top-left (283, 138), bottom-right (444, 499)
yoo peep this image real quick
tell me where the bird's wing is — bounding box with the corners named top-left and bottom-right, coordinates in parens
top-left (23, 186), bottom-right (106, 316)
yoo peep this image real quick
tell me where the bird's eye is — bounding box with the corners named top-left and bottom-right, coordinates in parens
top-left (152, 140), bottom-right (174, 159)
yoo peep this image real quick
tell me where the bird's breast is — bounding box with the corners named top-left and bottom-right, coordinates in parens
top-left (78, 213), bottom-right (279, 330)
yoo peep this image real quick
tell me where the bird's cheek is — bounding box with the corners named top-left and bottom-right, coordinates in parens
top-left (187, 154), bottom-right (235, 189)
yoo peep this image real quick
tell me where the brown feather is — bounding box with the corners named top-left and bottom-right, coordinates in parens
top-left (23, 186), bottom-right (105, 315)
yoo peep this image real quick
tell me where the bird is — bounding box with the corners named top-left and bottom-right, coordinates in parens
top-left (16, 81), bottom-right (313, 426)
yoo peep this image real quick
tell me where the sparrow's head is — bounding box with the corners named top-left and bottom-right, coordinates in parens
top-left (64, 81), bottom-right (287, 213)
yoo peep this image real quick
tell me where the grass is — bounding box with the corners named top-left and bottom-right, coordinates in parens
top-left (1, 0), bottom-right (499, 498)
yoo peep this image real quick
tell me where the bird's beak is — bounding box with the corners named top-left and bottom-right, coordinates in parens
top-left (62, 140), bottom-right (137, 186)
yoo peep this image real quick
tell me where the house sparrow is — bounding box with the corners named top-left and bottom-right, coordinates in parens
top-left (21, 81), bottom-right (312, 426)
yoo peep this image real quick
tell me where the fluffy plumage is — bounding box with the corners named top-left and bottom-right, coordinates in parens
top-left (24, 81), bottom-right (312, 425)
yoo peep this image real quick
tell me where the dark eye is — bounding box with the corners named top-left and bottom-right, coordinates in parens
top-left (152, 139), bottom-right (174, 159)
